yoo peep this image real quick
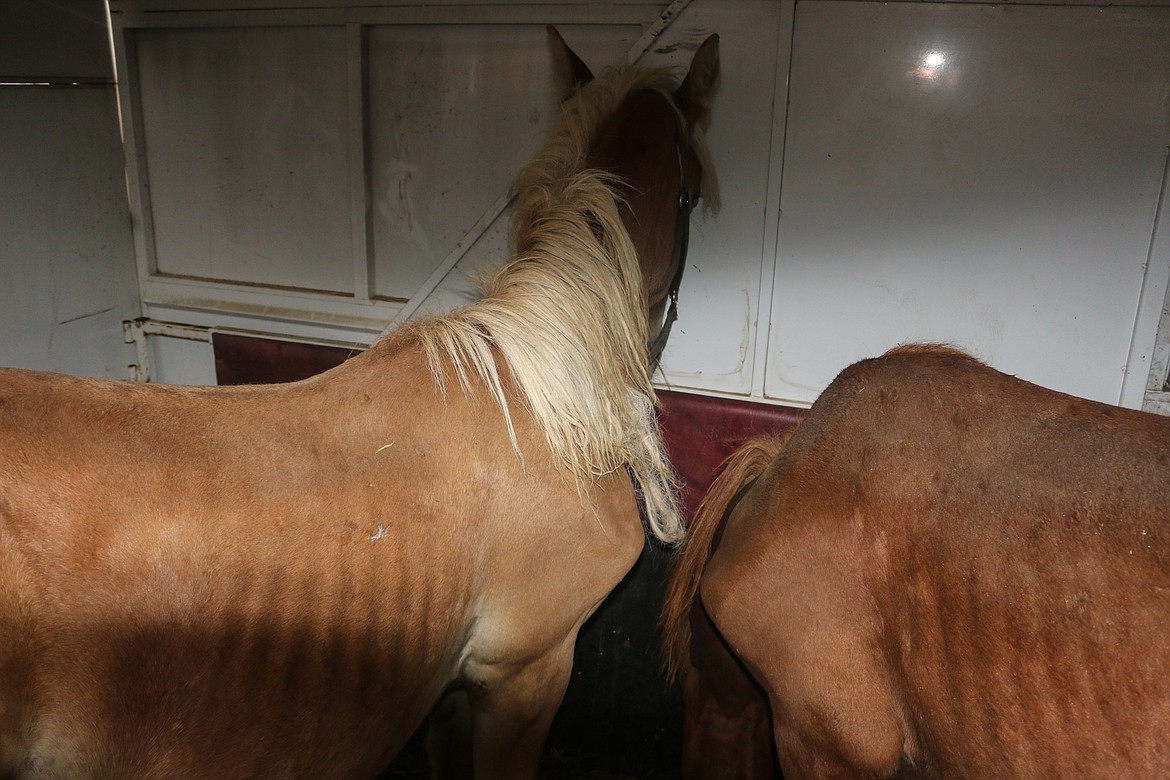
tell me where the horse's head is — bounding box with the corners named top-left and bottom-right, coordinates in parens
top-left (483, 32), bottom-right (719, 542)
top-left (549, 27), bottom-right (720, 366)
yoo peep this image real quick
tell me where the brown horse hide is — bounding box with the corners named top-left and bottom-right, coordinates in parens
top-left (680, 345), bottom-right (1170, 778)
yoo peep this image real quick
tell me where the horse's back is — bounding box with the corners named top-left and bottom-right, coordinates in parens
top-left (0, 361), bottom-right (456, 775)
top-left (704, 346), bottom-right (1170, 777)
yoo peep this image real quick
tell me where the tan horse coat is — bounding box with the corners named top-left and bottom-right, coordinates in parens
top-left (0, 31), bottom-right (720, 779)
top-left (1, 347), bottom-right (639, 777)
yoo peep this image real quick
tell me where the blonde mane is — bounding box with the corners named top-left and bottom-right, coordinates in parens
top-left (406, 65), bottom-right (712, 544)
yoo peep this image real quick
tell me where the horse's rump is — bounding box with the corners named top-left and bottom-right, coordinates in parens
top-left (699, 345), bottom-right (1170, 777)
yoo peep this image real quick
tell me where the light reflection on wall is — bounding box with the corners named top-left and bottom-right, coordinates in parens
top-left (910, 47), bottom-right (959, 88)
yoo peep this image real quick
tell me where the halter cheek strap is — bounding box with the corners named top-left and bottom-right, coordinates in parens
top-left (647, 187), bottom-right (696, 368)
top-left (646, 88), bottom-right (701, 370)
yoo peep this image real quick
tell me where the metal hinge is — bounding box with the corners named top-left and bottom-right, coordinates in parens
top-left (121, 318), bottom-right (212, 383)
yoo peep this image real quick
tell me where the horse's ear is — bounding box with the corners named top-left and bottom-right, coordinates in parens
top-left (677, 33), bottom-right (720, 127)
top-left (548, 25), bottom-right (594, 99)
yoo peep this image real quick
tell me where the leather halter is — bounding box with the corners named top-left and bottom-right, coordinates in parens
top-left (645, 88), bottom-right (701, 369)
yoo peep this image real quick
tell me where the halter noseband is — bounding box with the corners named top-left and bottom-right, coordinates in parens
top-left (645, 88), bottom-right (701, 369)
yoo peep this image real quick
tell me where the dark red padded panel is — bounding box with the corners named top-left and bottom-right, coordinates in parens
top-left (213, 332), bottom-right (355, 386)
top-left (658, 389), bottom-right (805, 523)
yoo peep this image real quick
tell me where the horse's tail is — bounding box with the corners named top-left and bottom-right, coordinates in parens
top-left (660, 434), bottom-right (789, 685)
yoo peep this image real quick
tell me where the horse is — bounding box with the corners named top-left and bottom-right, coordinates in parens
top-left (0, 28), bottom-right (720, 779)
top-left (663, 344), bottom-right (1170, 778)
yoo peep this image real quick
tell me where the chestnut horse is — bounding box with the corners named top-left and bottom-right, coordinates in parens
top-left (664, 345), bottom-right (1170, 778)
top-left (0, 30), bottom-right (719, 779)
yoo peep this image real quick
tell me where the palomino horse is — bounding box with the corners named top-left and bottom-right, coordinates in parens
top-left (663, 345), bottom-right (1170, 778)
top-left (0, 29), bottom-right (719, 779)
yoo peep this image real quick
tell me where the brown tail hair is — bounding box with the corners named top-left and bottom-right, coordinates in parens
top-left (660, 434), bottom-right (789, 684)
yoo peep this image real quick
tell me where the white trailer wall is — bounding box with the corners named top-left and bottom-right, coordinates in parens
top-left (761, 2), bottom-right (1170, 408)
top-left (0, 0), bottom-right (140, 379)
top-left (8, 1), bottom-right (1170, 408)
top-left (107, 0), bottom-right (1170, 406)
